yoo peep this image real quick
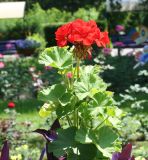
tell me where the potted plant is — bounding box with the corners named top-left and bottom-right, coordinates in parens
top-left (16, 39), bottom-right (40, 56)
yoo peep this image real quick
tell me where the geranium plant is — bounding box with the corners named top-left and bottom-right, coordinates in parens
top-left (37, 19), bottom-right (123, 160)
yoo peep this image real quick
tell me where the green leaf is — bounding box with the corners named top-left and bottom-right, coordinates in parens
top-left (56, 104), bottom-right (72, 118)
top-left (66, 148), bottom-right (79, 160)
top-left (39, 107), bottom-right (51, 117)
top-left (96, 126), bottom-right (118, 148)
top-left (74, 65), bottom-right (107, 100)
top-left (39, 46), bottom-right (72, 70)
top-left (38, 84), bottom-right (65, 102)
top-left (75, 126), bottom-right (118, 158)
top-left (59, 92), bottom-right (72, 106)
top-left (48, 127), bottom-right (77, 157)
top-left (92, 126), bottom-right (118, 158)
top-left (56, 95), bottom-right (78, 118)
top-left (78, 143), bottom-right (98, 160)
top-left (92, 92), bottom-right (114, 107)
top-left (75, 128), bottom-right (92, 144)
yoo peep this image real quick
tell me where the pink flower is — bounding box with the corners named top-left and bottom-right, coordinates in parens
top-left (5, 43), bottom-right (13, 49)
top-left (45, 66), bottom-right (52, 70)
top-left (0, 62), bottom-right (5, 69)
top-left (114, 42), bottom-right (125, 47)
top-left (102, 48), bottom-right (112, 55)
top-left (0, 54), bottom-right (4, 58)
top-left (115, 25), bottom-right (124, 32)
top-left (66, 72), bottom-right (73, 79)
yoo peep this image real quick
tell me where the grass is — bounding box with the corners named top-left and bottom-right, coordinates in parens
top-left (0, 99), bottom-right (43, 114)
top-left (0, 99), bottom-right (47, 130)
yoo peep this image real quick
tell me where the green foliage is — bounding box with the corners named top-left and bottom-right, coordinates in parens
top-left (27, 33), bottom-right (47, 52)
top-left (38, 84), bottom-right (66, 102)
top-left (73, 8), bottom-right (99, 21)
top-left (74, 66), bottom-right (107, 100)
top-left (0, 57), bottom-right (60, 100)
top-left (39, 47), bottom-right (72, 70)
top-left (95, 55), bottom-right (148, 93)
top-left (38, 46), bottom-right (123, 159)
top-left (48, 127), bottom-right (77, 157)
top-left (0, 58), bottom-right (33, 100)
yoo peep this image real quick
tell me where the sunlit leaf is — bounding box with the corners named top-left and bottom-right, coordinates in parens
top-left (38, 84), bottom-right (66, 102)
top-left (39, 46), bottom-right (72, 70)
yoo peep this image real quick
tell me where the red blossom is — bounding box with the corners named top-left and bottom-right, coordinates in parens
top-left (95, 32), bottom-right (110, 48)
top-left (8, 102), bottom-right (15, 108)
top-left (55, 19), bottom-right (110, 59)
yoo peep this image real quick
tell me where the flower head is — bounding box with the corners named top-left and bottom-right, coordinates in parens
top-left (55, 19), bottom-right (110, 59)
top-left (5, 43), bottom-right (13, 49)
top-left (8, 102), bottom-right (15, 108)
top-left (114, 41), bottom-right (125, 47)
top-left (102, 48), bottom-right (112, 55)
top-left (0, 62), bottom-right (5, 69)
top-left (66, 72), bottom-right (73, 79)
top-left (115, 25), bottom-right (124, 32)
top-left (45, 65), bottom-right (52, 70)
top-left (0, 53), bottom-right (4, 58)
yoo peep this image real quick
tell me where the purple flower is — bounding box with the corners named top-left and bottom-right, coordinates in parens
top-left (115, 25), bottom-right (124, 32)
top-left (114, 42), bottom-right (125, 47)
top-left (16, 39), bottom-right (40, 50)
top-left (45, 66), bottom-right (52, 70)
top-left (5, 43), bottom-right (13, 49)
top-left (34, 119), bottom-right (66, 160)
top-left (102, 48), bottom-right (112, 55)
top-left (112, 143), bottom-right (135, 160)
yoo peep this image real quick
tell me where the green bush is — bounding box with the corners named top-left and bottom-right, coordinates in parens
top-left (101, 56), bottom-right (148, 93)
top-left (0, 57), bottom-right (60, 100)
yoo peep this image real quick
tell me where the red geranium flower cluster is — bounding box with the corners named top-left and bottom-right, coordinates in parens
top-left (8, 102), bottom-right (15, 108)
top-left (55, 19), bottom-right (110, 59)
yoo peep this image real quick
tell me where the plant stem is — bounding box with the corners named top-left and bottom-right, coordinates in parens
top-left (76, 57), bottom-right (80, 79)
top-left (94, 116), bottom-right (109, 131)
top-left (66, 115), bottom-right (73, 127)
top-left (73, 57), bottom-right (80, 128)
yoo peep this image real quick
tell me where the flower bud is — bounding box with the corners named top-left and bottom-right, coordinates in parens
top-left (66, 72), bottom-right (73, 79)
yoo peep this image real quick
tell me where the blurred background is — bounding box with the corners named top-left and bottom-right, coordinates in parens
top-left (0, 0), bottom-right (148, 159)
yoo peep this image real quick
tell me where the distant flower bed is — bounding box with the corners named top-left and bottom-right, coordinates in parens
top-left (16, 39), bottom-right (40, 56)
top-left (16, 39), bottom-right (40, 50)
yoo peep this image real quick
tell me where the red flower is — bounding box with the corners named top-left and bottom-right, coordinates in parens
top-left (55, 23), bottom-right (72, 47)
top-left (8, 102), bottom-right (15, 108)
top-left (95, 32), bottom-right (110, 48)
top-left (55, 19), bottom-right (110, 59)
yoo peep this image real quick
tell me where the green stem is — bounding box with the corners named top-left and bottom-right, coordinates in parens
top-left (73, 57), bottom-right (80, 128)
top-left (76, 57), bottom-right (80, 79)
top-left (66, 115), bottom-right (73, 127)
top-left (94, 116), bottom-right (109, 131)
